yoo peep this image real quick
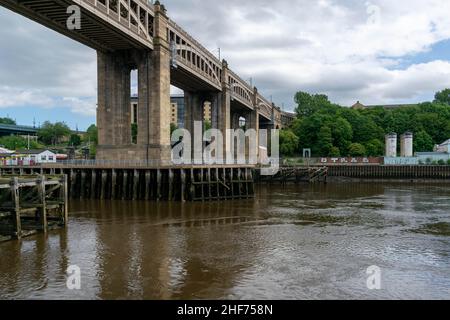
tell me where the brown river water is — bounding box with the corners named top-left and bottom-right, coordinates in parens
top-left (1, 183), bottom-right (450, 300)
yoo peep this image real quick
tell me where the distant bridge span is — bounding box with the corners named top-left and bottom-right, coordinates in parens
top-left (0, 0), bottom-right (295, 161)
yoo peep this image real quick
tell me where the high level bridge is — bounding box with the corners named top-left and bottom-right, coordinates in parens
top-left (0, 0), bottom-right (296, 162)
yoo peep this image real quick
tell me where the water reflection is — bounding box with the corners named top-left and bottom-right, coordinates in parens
top-left (1, 183), bottom-right (450, 300)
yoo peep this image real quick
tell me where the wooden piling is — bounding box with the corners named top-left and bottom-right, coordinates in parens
top-left (91, 170), bottom-right (97, 199)
top-left (156, 169), bottom-right (162, 201)
top-left (37, 175), bottom-right (47, 233)
top-left (132, 169), bottom-right (139, 200)
top-left (180, 169), bottom-right (186, 202)
top-left (168, 169), bottom-right (174, 201)
top-left (111, 169), bottom-right (117, 199)
top-left (61, 175), bottom-right (69, 226)
top-left (11, 177), bottom-right (21, 239)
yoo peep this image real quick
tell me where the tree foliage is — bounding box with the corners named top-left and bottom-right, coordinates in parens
top-left (0, 117), bottom-right (16, 125)
top-left (279, 129), bottom-right (300, 156)
top-left (69, 134), bottom-right (82, 147)
top-left (348, 143), bottom-right (367, 156)
top-left (86, 124), bottom-right (98, 144)
top-left (414, 130), bottom-right (434, 152)
top-left (434, 88), bottom-right (450, 105)
top-left (0, 135), bottom-right (42, 150)
top-left (170, 123), bottom-right (179, 135)
top-left (38, 121), bottom-right (71, 146)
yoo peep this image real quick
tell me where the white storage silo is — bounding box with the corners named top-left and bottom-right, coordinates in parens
top-left (385, 133), bottom-right (397, 157)
top-left (400, 132), bottom-right (414, 157)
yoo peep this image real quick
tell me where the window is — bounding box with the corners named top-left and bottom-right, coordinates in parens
top-left (49, 156), bottom-right (54, 161)
top-left (41, 155), bottom-right (47, 161)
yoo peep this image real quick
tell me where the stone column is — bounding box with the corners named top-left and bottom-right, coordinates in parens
top-left (184, 92), bottom-right (204, 163)
top-left (248, 87), bottom-right (260, 160)
top-left (184, 92), bottom-right (203, 136)
top-left (220, 60), bottom-right (232, 162)
top-left (147, 3), bottom-right (172, 161)
top-left (97, 51), bottom-right (132, 160)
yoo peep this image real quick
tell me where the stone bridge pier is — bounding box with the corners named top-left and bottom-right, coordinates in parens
top-left (97, 4), bottom-right (171, 162)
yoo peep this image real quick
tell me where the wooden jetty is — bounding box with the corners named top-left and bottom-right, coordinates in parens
top-left (257, 166), bottom-right (328, 184)
top-left (0, 175), bottom-right (68, 242)
top-left (0, 166), bottom-right (255, 202)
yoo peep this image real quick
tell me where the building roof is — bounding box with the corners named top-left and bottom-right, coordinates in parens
top-left (0, 153), bottom-right (12, 157)
top-left (438, 139), bottom-right (450, 146)
top-left (15, 149), bottom-right (54, 155)
top-left (351, 101), bottom-right (365, 109)
top-left (351, 101), bottom-right (418, 110)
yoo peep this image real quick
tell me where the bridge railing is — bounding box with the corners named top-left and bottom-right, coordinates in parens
top-left (168, 20), bottom-right (222, 66)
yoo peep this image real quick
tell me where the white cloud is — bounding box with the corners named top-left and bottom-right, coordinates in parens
top-left (0, 86), bottom-right (55, 108)
top-left (0, 86), bottom-right (96, 117)
top-left (62, 97), bottom-right (97, 116)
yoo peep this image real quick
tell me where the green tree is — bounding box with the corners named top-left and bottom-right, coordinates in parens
top-left (69, 134), bottom-right (82, 146)
top-left (204, 120), bottom-right (212, 131)
top-left (317, 126), bottom-right (333, 156)
top-left (85, 124), bottom-right (98, 158)
top-left (330, 117), bottom-right (353, 154)
top-left (0, 135), bottom-right (42, 150)
top-left (414, 130), bottom-right (434, 152)
top-left (279, 130), bottom-right (300, 156)
top-left (170, 123), bottom-right (179, 135)
top-left (329, 146), bottom-right (341, 157)
top-left (364, 138), bottom-right (384, 156)
top-left (348, 143), bottom-right (367, 156)
top-left (434, 88), bottom-right (450, 105)
top-left (295, 91), bottom-right (335, 118)
top-left (38, 121), bottom-right (71, 146)
top-left (86, 124), bottom-right (98, 144)
top-left (0, 117), bottom-right (16, 125)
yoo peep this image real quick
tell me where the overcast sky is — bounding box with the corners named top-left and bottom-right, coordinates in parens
top-left (1, 0), bottom-right (450, 130)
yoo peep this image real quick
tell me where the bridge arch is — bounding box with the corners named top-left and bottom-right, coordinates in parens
top-left (175, 44), bottom-right (221, 86)
top-left (230, 82), bottom-right (253, 107)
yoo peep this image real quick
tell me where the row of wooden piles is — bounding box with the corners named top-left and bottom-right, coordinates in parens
top-left (68, 167), bottom-right (255, 201)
